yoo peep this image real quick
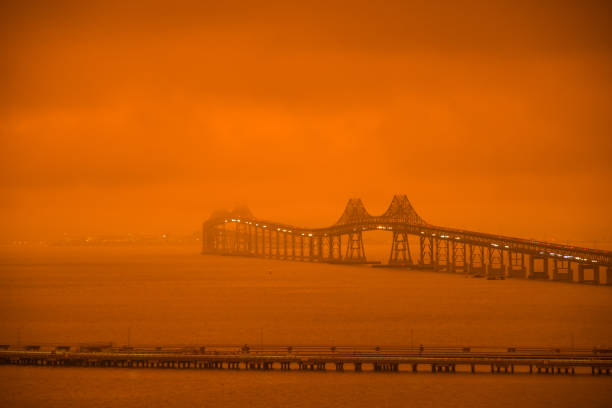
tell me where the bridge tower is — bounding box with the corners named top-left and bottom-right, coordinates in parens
top-left (389, 231), bottom-right (412, 265)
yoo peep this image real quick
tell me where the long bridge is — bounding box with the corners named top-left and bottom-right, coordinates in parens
top-left (202, 195), bottom-right (612, 285)
top-left (1, 344), bottom-right (611, 375)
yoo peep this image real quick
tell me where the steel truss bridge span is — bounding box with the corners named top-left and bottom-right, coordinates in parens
top-left (202, 195), bottom-right (612, 284)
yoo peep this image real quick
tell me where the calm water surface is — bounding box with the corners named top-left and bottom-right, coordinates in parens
top-left (1, 245), bottom-right (611, 407)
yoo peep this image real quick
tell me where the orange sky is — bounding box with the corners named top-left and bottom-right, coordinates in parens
top-left (1, 1), bottom-right (611, 245)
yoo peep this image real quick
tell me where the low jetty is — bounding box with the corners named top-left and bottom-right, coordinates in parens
top-left (1, 344), bottom-right (611, 375)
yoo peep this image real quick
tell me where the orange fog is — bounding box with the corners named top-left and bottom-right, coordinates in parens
top-left (1, 1), bottom-right (611, 246)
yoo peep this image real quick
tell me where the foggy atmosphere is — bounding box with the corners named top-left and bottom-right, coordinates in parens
top-left (1, 1), bottom-right (611, 407)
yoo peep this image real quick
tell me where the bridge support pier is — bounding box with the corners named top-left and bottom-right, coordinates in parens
top-left (308, 236), bottom-right (314, 261)
top-left (267, 228), bottom-right (272, 258)
top-left (508, 251), bottom-right (526, 278)
top-left (283, 232), bottom-right (288, 260)
top-left (275, 230), bottom-right (280, 259)
top-left (486, 247), bottom-right (505, 279)
top-left (434, 238), bottom-right (450, 272)
top-left (553, 259), bottom-right (572, 282)
top-left (529, 255), bottom-right (549, 280)
top-left (389, 231), bottom-right (412, 265)
top-left (317, 236), bottom-right (323, 262)
top-left (578, 263), bottom-right (599, 284)
top-left (468, 245), bottom-right (485, 276)
top-left (297, 235), bottom-right (303, 260)
top-left (345, 231), bottom-right (367, 263)
top-left (450, 240), bottom-right (467, 273)
top-left (418, 235), bottom-right (434, 269)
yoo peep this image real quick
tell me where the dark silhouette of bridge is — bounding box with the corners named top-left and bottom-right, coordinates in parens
top-left (3, 343), bottom-right (612, 375)
top-left (202, 195), bottom-right (612, 285)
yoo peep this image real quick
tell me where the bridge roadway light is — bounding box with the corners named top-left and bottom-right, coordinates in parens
top-left (491, 243), bottom-right (499, 247)
top-left (504, 245), bottom-right (509, 248)
top-left (308, 233), bottom-right (313, 237)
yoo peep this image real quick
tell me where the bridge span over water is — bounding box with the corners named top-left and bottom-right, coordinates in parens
top-left (202, 195), bottom-right (612, 285)
top-left (2, 343), bottom-right (611, 375)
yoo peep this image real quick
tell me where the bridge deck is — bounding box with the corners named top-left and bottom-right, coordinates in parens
top-left (2, 344), bottom-right (611, 375)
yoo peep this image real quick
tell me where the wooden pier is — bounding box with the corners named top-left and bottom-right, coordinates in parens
top-left (1, 344), bottom-right (611, 376)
